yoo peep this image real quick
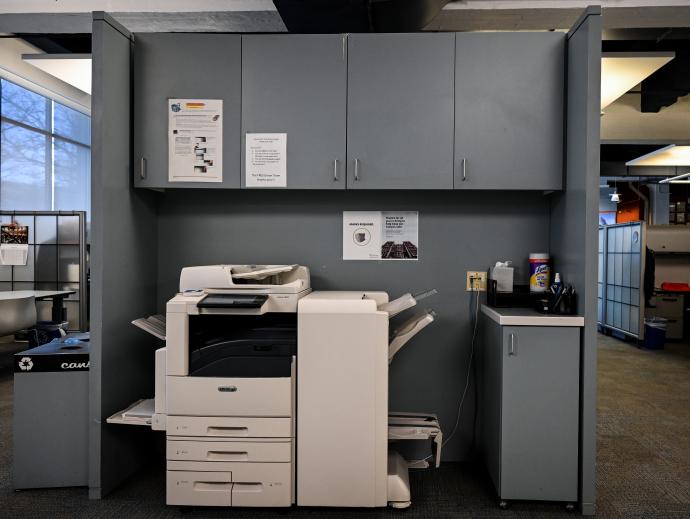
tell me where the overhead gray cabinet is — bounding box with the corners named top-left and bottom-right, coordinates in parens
top-left (482, 322), bottom-right (579, 503)
top-left (454, 33), bottom-right (565, 190)
top-left (133, 33), bottom-right (241, 188)
top-left (242, 35), bottom-right (347, 189)
top-left (346, 33), bottom-right (455, 189)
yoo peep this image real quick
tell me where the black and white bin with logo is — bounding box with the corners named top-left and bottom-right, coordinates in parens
top-left (13, 334), bottom-right (89, 489)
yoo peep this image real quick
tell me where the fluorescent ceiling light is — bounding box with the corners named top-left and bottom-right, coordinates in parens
top-left (601, 52), bottom-right (674, 110)
top-left (22, 53), bottom-right (91, 95)
top-left (627, 145), bottom-right (690, 168)
top-left (659, 171), bottom-right (690, 184)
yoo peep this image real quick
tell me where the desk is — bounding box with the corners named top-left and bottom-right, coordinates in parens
top-left (0, 290), bottom-right (76, 323)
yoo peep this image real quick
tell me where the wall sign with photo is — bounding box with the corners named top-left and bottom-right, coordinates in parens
top-left (343, 211), bottom-right (419, 261)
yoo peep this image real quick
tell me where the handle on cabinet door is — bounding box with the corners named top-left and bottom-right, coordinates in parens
top-left (333, 159), bottom-right (339, 181)
top-left (354, 158), bottom-right (360, 181)
top-left (140, 157), bottom-right (147, 180)
top-left (508, 333), bottom-right (516, 356)
top-left (461, 158), bottom-right (467, 182)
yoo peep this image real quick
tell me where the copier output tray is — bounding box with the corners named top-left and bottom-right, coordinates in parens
top-left (107, 399), bottom-right (154, 426)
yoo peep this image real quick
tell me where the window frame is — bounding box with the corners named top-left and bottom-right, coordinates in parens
top-left (0, 78), bottom-right (91, 211)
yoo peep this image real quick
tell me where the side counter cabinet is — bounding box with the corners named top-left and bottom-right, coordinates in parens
top-left (480, 317), bottom-right (580, 507)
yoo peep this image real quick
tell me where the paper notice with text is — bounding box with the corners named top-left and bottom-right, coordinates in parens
top-left (168, 99), bottom-right (223, 183)
top-left (245, 133), bottom-right (287, 188)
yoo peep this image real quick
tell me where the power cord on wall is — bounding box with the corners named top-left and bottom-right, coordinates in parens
top-left (410, 276), bottom-right (480, 466)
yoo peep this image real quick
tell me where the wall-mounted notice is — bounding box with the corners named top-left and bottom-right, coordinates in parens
top-left (168, 99), bottom-right (223, 183)
top-left (0, 223), bottom-right (29, 265)
top-left (343, 211), bottom-right (419, 261)
top-left (246, 133), bottom-right (287, 188)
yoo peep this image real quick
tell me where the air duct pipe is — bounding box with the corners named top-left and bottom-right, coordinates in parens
top-left (628, 182), bottom-right (650, 224)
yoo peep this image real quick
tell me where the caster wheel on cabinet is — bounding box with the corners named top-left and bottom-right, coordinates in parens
top-left (565, 503), bottom-right (576, 512)
top-left (499, 500), bottom-right (510, 510)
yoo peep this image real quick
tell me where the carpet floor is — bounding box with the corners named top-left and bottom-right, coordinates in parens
top-left (0, 334), bottom-right (689, 518)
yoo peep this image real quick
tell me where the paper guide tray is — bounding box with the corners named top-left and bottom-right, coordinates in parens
top-left (388, 310), bottom-right (435, 363)
top-left (388, 412), bottom-right (443, 469)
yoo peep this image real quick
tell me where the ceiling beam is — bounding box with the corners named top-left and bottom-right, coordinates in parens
top-left (2, 5), bottom-right (690, 34)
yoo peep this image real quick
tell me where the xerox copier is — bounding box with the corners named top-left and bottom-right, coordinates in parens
top-left (109, 264), bottom-right (441, 509)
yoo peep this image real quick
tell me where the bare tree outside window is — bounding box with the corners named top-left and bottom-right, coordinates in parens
top-left (0, 79), bottom-right (90, 213)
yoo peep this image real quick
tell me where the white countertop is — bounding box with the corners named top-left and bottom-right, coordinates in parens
top-left (0, 290), bottom-right (75, 301)
top-left (481, 304), bottom-right (584, 327)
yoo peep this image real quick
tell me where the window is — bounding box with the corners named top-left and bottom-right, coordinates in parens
top-left (0, 78), bottom-right (90, 213)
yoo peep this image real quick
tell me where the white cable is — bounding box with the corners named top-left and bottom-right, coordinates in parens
top-left (409, 276), bottom-right (480, 466)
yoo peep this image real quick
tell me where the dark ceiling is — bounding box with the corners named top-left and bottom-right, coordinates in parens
top-left (17, 33), bottom-right (91, 54)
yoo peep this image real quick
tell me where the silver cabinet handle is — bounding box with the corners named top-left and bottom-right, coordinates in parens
top-left (509, 333), bottom-right (516, 356)
top-left (333, 159), bottom-right (339, 181)
top-left (354, 158), bottom-right (360, 181)
top-left (140, 157), bottom-right (147, 180)
top-left (462, 158), bottom-right (467, 182)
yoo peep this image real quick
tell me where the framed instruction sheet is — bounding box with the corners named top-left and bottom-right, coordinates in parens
top-left (168, 99), bottom-right (223, 183)
top-left (245, 133), bottom-right (287, 188)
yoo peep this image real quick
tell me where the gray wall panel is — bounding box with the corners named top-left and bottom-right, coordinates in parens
top-left (549, 7), bottom-right (601, 515)
top-left (89, 13), bottom-right (159, 499)
top-left (156, 189), bottom-right (549, 460)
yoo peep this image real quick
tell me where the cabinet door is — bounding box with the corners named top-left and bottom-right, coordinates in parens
top-left (242, 34), bottom-right (347, 189)
top-left (346, 33), bottom-right (455, 189)
top-left (500, 326), bottom-right (579, 502)
top-left (133, 33), bottom-right (241, 188)
top-left (454, 33), bottom-right (564, 190)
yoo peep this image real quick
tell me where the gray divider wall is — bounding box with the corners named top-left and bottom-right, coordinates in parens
top-left (89, 9), bottom-right (601, 508)
top-left (156, 189), bottom-right (550, 461)
top-left (89, 12), bottom-right (159, 498)
top-left (549, 6), bottom-right (602, 516)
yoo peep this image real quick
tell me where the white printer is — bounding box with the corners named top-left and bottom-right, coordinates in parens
top-left (109, 264), bottom-right (441, 509)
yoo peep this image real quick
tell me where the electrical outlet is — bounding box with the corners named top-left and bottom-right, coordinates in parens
top-left (466, 271), bottom-right (487, 291)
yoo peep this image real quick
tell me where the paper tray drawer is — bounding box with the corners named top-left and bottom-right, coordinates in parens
top-left (167, 376), bottom-right (292, 417)
top-left (167, 462), bottom-right (292, 507)
top-left (167, 416), bottom-right (292, 438)
top-left (167, 439), bottom-right (291, 462)
top-left (167, 470), bottom-right (232, 507)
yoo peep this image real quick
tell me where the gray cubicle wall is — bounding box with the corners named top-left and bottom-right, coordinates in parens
top-left (89, 13), bottom-right (159, 498)
top-left (548, 7), bottom-right (601, 516)
top-left (90, 10), bottom-right (601, 510)
top-left (156, 189), bottom-right (550, 461)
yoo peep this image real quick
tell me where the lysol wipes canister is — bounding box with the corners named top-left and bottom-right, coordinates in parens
top-left (529, 253), bottom-right (551, 293)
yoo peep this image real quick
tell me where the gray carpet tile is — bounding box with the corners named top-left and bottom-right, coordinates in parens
top-left (1, 334), bottom-right (689, 518)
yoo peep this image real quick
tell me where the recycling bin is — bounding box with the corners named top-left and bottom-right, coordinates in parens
top-left (13, 333), bottom-right (89, 489)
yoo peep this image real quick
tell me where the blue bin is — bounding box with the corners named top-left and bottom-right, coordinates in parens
top-left (644, 320), bottom-right (667, 350)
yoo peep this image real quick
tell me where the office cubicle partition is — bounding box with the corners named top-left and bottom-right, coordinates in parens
top-left (0, 210), bottom-right (88, 331)
top-left (597, 221), bottom-right (645, 340)
top-left (89, 8), bottom-right (602, 515)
